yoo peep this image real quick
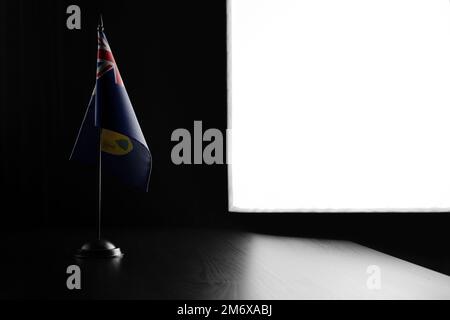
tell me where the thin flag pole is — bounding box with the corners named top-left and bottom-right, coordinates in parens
top-left (97, 15), bottom-right (104, 241)
top-left (98, 130), bottom-right (102, 240)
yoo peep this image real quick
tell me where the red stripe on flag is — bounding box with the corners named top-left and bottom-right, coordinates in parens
top-left (97, 49), bottom-right (115, 63)
top-left (97, 64), bottom-right (113, 78)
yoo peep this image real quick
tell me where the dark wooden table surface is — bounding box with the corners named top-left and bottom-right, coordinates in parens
top-left (1, 227), bottom-right (449, 299)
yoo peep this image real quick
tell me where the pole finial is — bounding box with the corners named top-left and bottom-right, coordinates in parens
top-left (98, 14), bottom-right (104, 32)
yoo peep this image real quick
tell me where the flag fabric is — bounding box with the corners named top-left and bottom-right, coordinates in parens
top-left (70, 25), bottom-right (152, 192)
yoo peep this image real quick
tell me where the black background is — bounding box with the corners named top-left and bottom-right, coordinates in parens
top-left (0, 0), bottom-right (228, 228)
top-left (0, 0), bottom-right (449, 276)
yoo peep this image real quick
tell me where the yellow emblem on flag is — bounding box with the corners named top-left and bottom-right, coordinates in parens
top-left (101, 128), bottom-right (133, 155)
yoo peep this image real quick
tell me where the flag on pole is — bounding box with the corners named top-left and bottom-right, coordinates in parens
top-left (70, 19), bottom-right (152, 192)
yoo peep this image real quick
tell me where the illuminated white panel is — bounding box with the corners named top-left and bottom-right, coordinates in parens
top-left (229, 0), bottom-right (450, 211)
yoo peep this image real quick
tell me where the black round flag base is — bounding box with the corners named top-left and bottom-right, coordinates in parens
top-left (75, 239), bottom-right (123, 258)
